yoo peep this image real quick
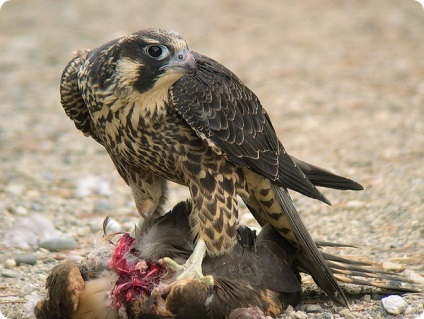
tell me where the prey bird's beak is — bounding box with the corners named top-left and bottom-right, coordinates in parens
top-left (161, 49), bottom-right (197, 75)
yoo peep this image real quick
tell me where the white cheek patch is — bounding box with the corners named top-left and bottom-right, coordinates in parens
top-left (115, 58), bottom-right (143, 88)
top-left (112, 61), bottom-right (185, 130)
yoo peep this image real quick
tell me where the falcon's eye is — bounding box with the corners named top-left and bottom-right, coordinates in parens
top-left (146, 45), bottom-right (169, 60)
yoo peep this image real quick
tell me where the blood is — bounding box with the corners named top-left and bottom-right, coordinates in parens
top-left (109, 233), bottom-right (165, 309)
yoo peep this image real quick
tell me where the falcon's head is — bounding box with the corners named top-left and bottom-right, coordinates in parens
top-left (113, 28), bottom-right (196, 95)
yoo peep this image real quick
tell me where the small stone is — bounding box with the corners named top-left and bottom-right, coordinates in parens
top-left (67, 254), bottom-right (84, 263)
top-left (20, 283), bottom-right (33, 295)
top-left (321, 312), bottom-right (333, 319)
top-left (93, 199), bottom-right (113, 213)
top-left (43, 256), bottom-right (58, 263)
top-left (15, 253), bottom-right (37, 265)
top-left (1, 270), bottom-right (19, 278)
top-left (37, 248), bottom-right (50, 254)
top-left (338, 308), bottom-right (350, 317)
top-left (76, 175), bottom-right (112, 197)
top-left (382, 261), bottom-right (403, 271)
top-left (38, 274), bottom-right (47, 281)
top-left (345, 314), bottom-right (355, 319)
top-left (39, 237), bottom-right (79, 252)
top-left (31, 202), bottom-right (45, 212)
top-left (5, 183), bottom-right (24, 195)
top-left (345, 200), bottom-right (365, 209)
top-left (285, 305), bottom-right (294, 314)
top-left (304, 304), bottom-right (322, 313)
top-left (4, 259), bottom-right (17, 268)
top-left (381, 295), bottom-right (407, 315)
top-left (294, 310), bottom-right (308, 319)
top-left (403, 269), bottom-right (424, 284)
top-left (404, 305), bottom-right (413, 314)
top-left (8, 205), bottom-right (29, 216)
top-left (362, 294), bottom-right (372, 302)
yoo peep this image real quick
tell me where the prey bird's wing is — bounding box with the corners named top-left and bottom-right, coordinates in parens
top-left (171, 52), bottom-right (328, 203)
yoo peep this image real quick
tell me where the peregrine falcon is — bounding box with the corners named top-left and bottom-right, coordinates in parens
top-left (60, 28), bottom-right (363, 306)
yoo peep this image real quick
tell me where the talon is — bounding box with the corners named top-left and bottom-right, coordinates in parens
top-left (161, 239), bottom-right (214, 287)
top-left (160, 257), bottom-right (185, 272)
top-left (207, 281), bottom-right (215, 297)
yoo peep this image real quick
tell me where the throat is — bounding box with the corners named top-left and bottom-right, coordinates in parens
top-left (133, 70), bottom-right (183, 119)
top-left (136, 87), bottom-right (170, 118)
top-left (116, 86), bottom-right (170, 130)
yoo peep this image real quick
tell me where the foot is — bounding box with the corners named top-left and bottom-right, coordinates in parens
top-left (161, 239), bottom-right (214, 287)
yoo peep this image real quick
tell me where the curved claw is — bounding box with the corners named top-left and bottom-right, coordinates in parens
top-left (160, 239), bottom-right (214, 287)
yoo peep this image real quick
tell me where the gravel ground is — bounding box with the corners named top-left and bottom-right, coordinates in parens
top-left (0, 0), bottom-right (423, 318)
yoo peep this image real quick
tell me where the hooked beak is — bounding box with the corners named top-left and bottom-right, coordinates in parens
top-left (161, 49), bottom-right (197, 75)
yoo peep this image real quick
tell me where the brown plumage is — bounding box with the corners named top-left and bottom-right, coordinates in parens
top-left (34, 201), bottom-right (421, 319)
top-left (60, 28), bottom-right (364, 306)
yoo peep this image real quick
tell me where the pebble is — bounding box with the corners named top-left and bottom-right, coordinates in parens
top-left (93, 199), bottom-right (113, 213)
top-left (4, 259), bottom-right (17, 268)
top-left (403, 269), bottom-right (424, 284)
top-left (4, 183), bottom-right (25, 195)
top-left (15, 253), bottom-right (37, 265)
top-left (293, 310), bottom-right (308, 319)
top-left (67, 254), bottom-right (84, 263)
top-left (8, 205), bottom-right (29, 216)
top-left (285, 305), bottom-right (294, 314)
top-left (38, 274), bottom-right (47, 281)
top-left (351, 313), bottom-right (366, 319)
top-left (20, 283), bottom-right (34, 295)
top-left (304, 304), bottom-right (322, 313)
top-left (39, 237), bottom-right (79, 252)
top-left (321, 313), bottom-right (333, 319)
top-left (361, 294), bottom-right (372, 302)
top-left (345, 200), bottom-right (365, 209)
top-left (345, 314), bottom-right (355, 319)
top-left (76, 175), bottom-right (112, 197)
top-left (338, 308), bottom-right (350, 317)
top-left (31, 202), bottom-right (46, 212)
top-left (404, 306), bottom-right (413, 314)
top-left (381, 295), bottom-right (407, 315)
top-left (382, 261), bottom-right (403, 271)
top-left (1, 270), bottom-right (19, 278)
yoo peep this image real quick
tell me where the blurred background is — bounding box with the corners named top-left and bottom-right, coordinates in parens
top-left (0, 0), bottom-right (423, 317)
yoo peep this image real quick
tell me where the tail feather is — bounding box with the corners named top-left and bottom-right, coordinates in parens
top-left (321, 252), bottom-right (372, 267)
top-left (291, 156), bottom-right (364, 191)
top-left (320, 251), bottom-right (423, 293)
top-left (316, 241), bottom-right (357, 249)
top-left (270, 184), bottom-right (348, 306)
top-left (333, 273), bottom-right (422, 293)
top-left (277, 149), bottom-right (331, 205)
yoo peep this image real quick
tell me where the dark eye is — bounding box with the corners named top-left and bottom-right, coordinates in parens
top-left (146, 45), bottom-right (169, 59)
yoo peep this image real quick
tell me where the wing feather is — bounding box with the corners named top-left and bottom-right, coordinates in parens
top-left (172, 52), bottom-right (328, 202)
top-left (171, 52), bottom-right (280, 181)
top-left (60, 49), bottom-right (103, 144)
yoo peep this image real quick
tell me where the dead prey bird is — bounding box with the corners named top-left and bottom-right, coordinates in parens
top-left (34, 201), bottom-right (421, 319)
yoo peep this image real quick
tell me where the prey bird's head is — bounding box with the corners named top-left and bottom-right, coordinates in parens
top-left (114, 28), bottom-right (196, 94)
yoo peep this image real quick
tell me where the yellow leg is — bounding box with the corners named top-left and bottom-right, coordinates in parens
top-left (161, 239), bottom-right (214, 287)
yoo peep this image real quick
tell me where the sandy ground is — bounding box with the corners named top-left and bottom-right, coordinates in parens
top-left (0, 0), bottom-right (423, 318)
